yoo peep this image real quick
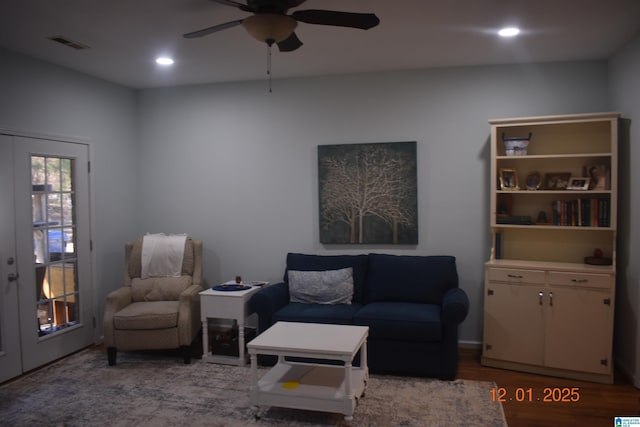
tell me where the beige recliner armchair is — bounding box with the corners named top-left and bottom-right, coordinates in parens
top-left (103, 237), bottom-right (203, 365)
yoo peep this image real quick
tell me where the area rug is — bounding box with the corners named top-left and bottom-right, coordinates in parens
top-left (0, 348), bottom-right (506, 427)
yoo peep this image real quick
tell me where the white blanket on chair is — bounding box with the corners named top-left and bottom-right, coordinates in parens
top-left (141, 233), bottom-right (187, 279)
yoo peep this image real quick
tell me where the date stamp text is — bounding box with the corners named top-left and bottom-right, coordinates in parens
top-left (491, 387), bottom-right (581, 403)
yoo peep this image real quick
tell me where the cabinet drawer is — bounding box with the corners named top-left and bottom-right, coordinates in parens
top-left (487, 268), bottom-right (545, 284)
top-left (548, 271), bottom-right (611, 289)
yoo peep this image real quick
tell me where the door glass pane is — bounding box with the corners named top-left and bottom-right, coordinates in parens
top-left (46, 157), bottom-right (61, 192)
top-left (31, 155), bottom-right (78, 337)
top-left (62, 194), bottom-right (74, 226)
top-left (60, 158), bottom-right (72, 192)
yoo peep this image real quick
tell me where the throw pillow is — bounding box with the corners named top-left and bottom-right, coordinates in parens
top-left (288, 268), bottom-right (354, 304)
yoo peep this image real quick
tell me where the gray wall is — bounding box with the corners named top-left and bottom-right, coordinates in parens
top-left (2, 41), bottom-right (637, 377)
top-left (609, 33), bottom-right (640, 387)
top-left (0, 48), bottom-right (140, 336)
top-left (136, 61), bottom-right (609, 344)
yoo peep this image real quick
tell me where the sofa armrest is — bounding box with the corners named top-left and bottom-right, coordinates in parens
top-left (441, 287), bottom-right (469, 325)
top-left (178, 284), bottom-right (203, 346)
top-left (249, 282), bottom-right (290, 333)
top-left (103, 286), bottom-right (133, 346)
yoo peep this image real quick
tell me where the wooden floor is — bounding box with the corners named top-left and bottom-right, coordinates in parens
top-left (456, 348), bottom-right (640, 426)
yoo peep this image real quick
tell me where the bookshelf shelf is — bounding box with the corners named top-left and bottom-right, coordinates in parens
top-left (496, 153), bottom-right (613, 160)
top-left (494, 224), bottom-right (615, 231)
top-left (496, 190), bottom-right (612, 194)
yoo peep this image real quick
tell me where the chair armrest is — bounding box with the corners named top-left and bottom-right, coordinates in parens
top-left (249, 282), bottom-right (290, 333)
top-left (105, 287), bottom-right (133, 314)
top-left (190, 240), bottom-right (203, 288)
top-left (179, 284), bottom-right (202, 302)
top-left (178, 284), bottom-right (203, 346)
top-left (441, 287), bottom-right (469, 325)
top-left (103, 287), bottom-right (133, 346)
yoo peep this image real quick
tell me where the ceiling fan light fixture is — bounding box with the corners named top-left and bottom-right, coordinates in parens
top-left (242, 14), bottom-right (297, 44)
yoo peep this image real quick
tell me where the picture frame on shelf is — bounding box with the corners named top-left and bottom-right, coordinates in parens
top-left (536, 210), bottom-right (550, 225)
top-left (566, 177), bottom-right (590, 190)
top-left (499, 168), bottom-right (519, 190)
top-left (496, 194), bottom-right (512, 217)
top-left (543, 172), bottom-right (571, 190)
top-left (525, 171), bottom-right (541, 190)
top-left (583, 164), bottom-right (609, 190)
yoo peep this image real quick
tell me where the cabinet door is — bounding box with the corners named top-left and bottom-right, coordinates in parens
top-left (545, 286), bottom-right (613, 374)
top-left (483, 282), bottom-right (545, 365)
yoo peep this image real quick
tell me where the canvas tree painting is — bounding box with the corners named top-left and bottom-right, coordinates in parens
top-left (318, 141), bottom-right (418, 244)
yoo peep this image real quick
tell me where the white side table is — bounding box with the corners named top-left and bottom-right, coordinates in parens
top-left (199, 282), bottom-right (266, 366)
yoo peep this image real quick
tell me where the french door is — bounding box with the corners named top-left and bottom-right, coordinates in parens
top-left (0, 134), bottom-right (93, 383)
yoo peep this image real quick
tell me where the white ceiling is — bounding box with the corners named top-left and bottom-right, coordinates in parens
top-left (1, 0), bottom-right (640, 89)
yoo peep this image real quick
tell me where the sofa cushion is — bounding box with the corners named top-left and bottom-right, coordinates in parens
top-left (113, 301), bottom-right (180, 330)
top-left (284, 253), bottom-right (369, 303)
top-left (273, 302), bottom-right (363, 325)
top-left (288, 268), bottom-right (354, 304)
top-left (365, 254), bottom-right (458, 304)
top-left (130, 276), bottom-right (193, 302)
top-left (353, 302), bottom-right (442, 342)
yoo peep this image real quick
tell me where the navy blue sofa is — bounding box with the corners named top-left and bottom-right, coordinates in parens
top-left (249, 253), bottom-right (469, 380)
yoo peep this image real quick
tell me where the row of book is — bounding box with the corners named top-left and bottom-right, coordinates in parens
top-left (551, 198), bottom-right (610, 227)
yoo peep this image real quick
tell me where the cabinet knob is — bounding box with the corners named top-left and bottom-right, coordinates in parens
top-left (539, 291), bottom-right (543, 305)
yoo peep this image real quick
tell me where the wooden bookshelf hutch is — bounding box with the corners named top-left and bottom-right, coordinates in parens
top-left (482, 112), bottom-right (619, 384)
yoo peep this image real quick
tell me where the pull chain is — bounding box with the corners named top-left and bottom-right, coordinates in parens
top-left (267, 43), bottom-right (272, 93)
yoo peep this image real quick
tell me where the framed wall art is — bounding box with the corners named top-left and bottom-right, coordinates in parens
top-left (318, 141), bottom-right (417, 244)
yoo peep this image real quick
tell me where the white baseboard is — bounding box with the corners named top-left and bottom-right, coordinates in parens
top-left (458, 340), bottom-right (482, 350)
top-left (616, 359), bottom-right (640, 389)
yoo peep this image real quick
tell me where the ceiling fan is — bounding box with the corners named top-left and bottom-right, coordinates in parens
top-left (183, 0), bottom-right (380, 52)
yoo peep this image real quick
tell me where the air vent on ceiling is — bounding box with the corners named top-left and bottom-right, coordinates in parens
top-left (48, 35), bottom-right (90, 50)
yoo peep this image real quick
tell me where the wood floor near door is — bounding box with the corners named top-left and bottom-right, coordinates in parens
top-left (456, 348), bottom-right (640, 426)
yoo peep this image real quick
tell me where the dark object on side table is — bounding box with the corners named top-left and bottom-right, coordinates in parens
top-left (211, 325), bottom-right (257, 357)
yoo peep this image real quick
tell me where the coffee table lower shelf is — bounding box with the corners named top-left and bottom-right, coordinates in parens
top-left (251, 362), bottom-right (367, 419)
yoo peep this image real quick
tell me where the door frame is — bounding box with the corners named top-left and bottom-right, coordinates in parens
top-left (0, 135), bottom-right (22, 382)
top-left (0, 127), bottom-right (98, 344)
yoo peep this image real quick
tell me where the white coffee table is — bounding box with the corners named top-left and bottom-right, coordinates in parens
top-left (199, 282), bottom-right (267, 366)
top-left (248, 321), bottom-right (369, 423)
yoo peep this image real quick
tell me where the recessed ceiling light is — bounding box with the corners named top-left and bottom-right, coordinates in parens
top-left (156, 57), bottom-right (174, 66)
top-left (498, 27), bottom-right (520, 37)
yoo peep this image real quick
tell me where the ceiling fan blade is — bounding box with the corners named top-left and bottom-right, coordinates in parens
top-left (291, 10), bottom-right (380, 30)
top-left (248, 0), bottom-right (302, 14)
top-left (183, 19), bottom-right (244, 38)
top-left (286, 0), bottom-right (307, 9)
top-left (277, 32), bottom-right (303, 52)
top-left (211, 0), bottom-right (255, 13)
